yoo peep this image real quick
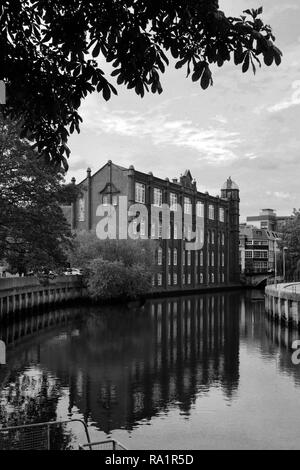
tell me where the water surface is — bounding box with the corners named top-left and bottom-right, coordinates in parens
top-left (1, 290), bottom-right (300, 450)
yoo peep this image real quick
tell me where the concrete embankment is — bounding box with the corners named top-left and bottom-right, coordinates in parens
top-left (265, 283), bottom-right (300, 327)
top-left (0, 276), bottom-right (85, 318)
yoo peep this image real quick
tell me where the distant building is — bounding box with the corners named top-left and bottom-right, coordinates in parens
top-left (246, 209), bottom-right (293, 232)
top-left (239, 224), bottom-right (280, 274)
top-left (64, 160), bottom-right (241, 292)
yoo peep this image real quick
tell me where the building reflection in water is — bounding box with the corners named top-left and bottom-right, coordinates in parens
top-left (1, 290), bottom-right (300, 438)
top-left (0, 293), bottom-right (240, 433)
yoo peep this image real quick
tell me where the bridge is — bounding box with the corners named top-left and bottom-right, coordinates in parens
top-left (242, 273), bottom-right (284, 288)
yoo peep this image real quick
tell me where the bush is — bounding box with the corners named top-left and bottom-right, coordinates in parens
top-left (87, 258), bottom-right (152, 301)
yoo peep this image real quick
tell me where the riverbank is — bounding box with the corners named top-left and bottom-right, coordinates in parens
top-left (0, 275), bottom-right (245, 318)
top-left (265, 283), bottom-right (300, 328)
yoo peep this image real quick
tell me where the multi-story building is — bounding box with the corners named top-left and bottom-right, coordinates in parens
top-left (64, 160), bottom-right (240, 292)
top-left (239, 224), bottom-right (280, 274)
top-left (246, 209), bottom-right (293, 232)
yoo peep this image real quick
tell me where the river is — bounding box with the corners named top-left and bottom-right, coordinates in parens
top-left (1, 290), bottom-right (300, 450)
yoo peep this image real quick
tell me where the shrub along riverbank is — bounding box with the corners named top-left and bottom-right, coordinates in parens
top-left (68, 233), bottom-right (156, 301)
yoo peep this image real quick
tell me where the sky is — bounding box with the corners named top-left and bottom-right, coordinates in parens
top-left (67, 0), bottom-right (300, 222)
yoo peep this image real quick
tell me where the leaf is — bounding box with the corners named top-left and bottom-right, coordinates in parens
top-left (234, 46), bottom-right (244, 65)
top-left (200, 66), bottom-right (212, 90)
top-left (191, 62), bottom-right (205, 82)
top-left (109, 83), bottom-right (117, 95)
top-left (102, 85), bottom-right (111, 101)
top-left (263, 49), bottom-right (274, 66)
top-left (242, 52), bottom-right (250, 73)
top-left (257, 6), bottom-right (263, 15)
top-left (175, 57), bottom-right (188, 69)
top-left (92, 42), bottom-right (101, 58)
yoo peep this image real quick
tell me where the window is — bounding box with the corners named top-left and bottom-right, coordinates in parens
top-left (151, 275), bottom-right (155, 286)
top-left (200, 251), bottom-right (203, 266)
top-left (158, 222), bottom-right (162, 238)
top-left (78, 197), bottom-right (85, 221)
top-left (245, 251), bottom-right (252, 258)
top-left (157, 248), bottom-right (163, 266)
top-left (187, 250), bottom-right (191, 266)
top-left (151, 223), bottom-right (156, 238)
top-left (135, 183), bottom-right (145, 203)
top-left (167, 224), bottom-right (171, 239)
top-left (170, 193), bottom-right (178, 211)
top-left (182, 274), bottom-right (185, 285)
top-left (195, 252), bottom-right (198, 266)
top-left (173, 249), bottom-right (178, 266)
top-left (208, 204), bottom-right (214, 220)
top-left (221, 233), bottom-right (225, 246)
top-left (168, 273), bottom-right (171, 286)
top-left (174, 224), bottom-right (178, 240)
top-left (184, 197), bottom-right (192, 214)
top-left (219, 207), bottom-right (225, 222)
top-left (222, 252), bottom-right (225, 267)
top-left (153, 188), bottom-right (163, 207)
top-left (182, 250), bottom-right (185, 266)
top-left (197, 201), bottom-right (204, 217)
top-left (112, 195), bottom-right (118, 206)
top-left (157, 273), bottom-right (162, 286)
top-left (132, 219), bottom-right (138, 235)
top-left (253, 251), bottom-right (268, 259)
top-left (187, 274), bottom-right (191, 284)
top-left (185, 225), bottom-right (192, 241)
top-left (211, 252), bottom-right (214, 267)
top-left (173, 273), bottom-right (178, 285)
top-left (141, 218), bottom-right (146, 236)
top-left (211, 231), bottom-right (215, 245)
top-left (103, 195), bottom-right (109, 206)
top-left (211, 273), bottom-right (215, 284)
top-left (200, 273), bottom-right (204, 284)
top-left (168, 248), bottom-right (171, 266)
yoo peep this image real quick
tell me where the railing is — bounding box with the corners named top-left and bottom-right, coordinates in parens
top-left (0, 419), bottom-right (91, 450)
top-left (80, 440), bottom-right (127, 450)
top-left (0, 419), bottom-right (127, 450)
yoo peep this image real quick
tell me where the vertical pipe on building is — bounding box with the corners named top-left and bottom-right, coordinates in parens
top-left (71, 177), bottom-right (76, 230)
top-left (87, 168), bottom-right (92, 230)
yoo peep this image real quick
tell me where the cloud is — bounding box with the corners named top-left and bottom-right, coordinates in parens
top-left (266, 191), bottom-right (291, 199)
top-left (268, 80), bottom-right (300, 112)
top-left (81, 102), bottom-right (242, 165)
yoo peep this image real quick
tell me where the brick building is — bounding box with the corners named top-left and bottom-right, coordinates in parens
top-left (65, 160), bottom-right (240, 292)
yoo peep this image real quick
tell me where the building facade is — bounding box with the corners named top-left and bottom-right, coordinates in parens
top-left (239, 224), bottom-right (280, 274)
top-left (66, 160), bottom-right (240, 292)
top-left (246, 208), bottom-right (293, 232)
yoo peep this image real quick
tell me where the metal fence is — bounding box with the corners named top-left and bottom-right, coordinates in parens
top-left (79, 439), bottom-right (127, 451)
top-left (0, 419), bottom-right (91, 450)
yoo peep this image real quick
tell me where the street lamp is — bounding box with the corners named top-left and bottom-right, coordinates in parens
top-left (283, 246), bottom-right (288, 282)
top-left (274, 236), bottom-right (281, 286)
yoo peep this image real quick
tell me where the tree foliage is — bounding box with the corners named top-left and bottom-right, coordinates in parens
top-left (68, 233), bottom-right (156, 300)
top-left (279, 210), bottom-right (300, 279)
top-left (87, 258), bottom-right (152, 301)
top-left (68, 231), bottom-right (156, 269)
top-left (0, 117), bottom-right (73, 274)
top-left (1, 1), bottom-right (282, 167)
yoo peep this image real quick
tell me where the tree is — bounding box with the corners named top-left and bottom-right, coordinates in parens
top-left (68, 232), bottom-right (156, 269)
top-left (279, 210), bottom-right (300, 280)
top-left (0, 117), bottom-right (74, 274)
top-left (68, 233), bottom-right (156, 300)
top-left (1, 1), bottom-right (282, 167)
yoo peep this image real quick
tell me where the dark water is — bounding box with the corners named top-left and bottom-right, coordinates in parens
top-left (1, 290), bottom-right (300, 450)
